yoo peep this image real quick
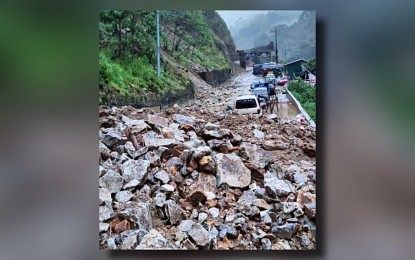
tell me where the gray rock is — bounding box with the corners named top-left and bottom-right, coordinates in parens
top-left (253, 199), bottom-right (272, 210)
top-left (261, 238), bottom-right (272, 249)
top-left (253, 129), bottom-right (265, 138)
top-left (136, 229), bottom-right (177, 249)
top-left (120, 202), bottom-right (152, 231)
top-left (182, 238), bottom-right (197, 250)
top-left (209, 207), bottom-right (220, 218)
top-left (226, 226), bottom-right (238, 239)
top-left (143, 132), bottom-right (176, 149)
top-left (173, 114), bottom-right (195, 125)
top-left (101, 130), bottom-right (123, 149)
top-left (160, 184), bottom-right (175, 192)
top-left (120, 229), bottom-right (146, 242)
top-left (192, 146), bottom-right (212, 160)
top-left (99, 188), bottom-right (112, 206)
top-left (99, 170), bottom-right (124, 194)
top-left (260, 211), bottom-right (272, 224)
top-left (147, 114), bottom-right (169, 128)
top-left (301, 234), bottom-right (313, 249)
top-left (188, 223), bottom-right (210, 247)
top-left (154, 170), bottom-right (170, 184)
top-left (264, 172), bottom-right (292, 197)
top-left (134, 146), bottom-right (148, 158)
top-left (123, 179), bottom-right (140, 190)
top-left (154, 193), bottom-right (166, 208)
top-left (121, 116), bottom-right (149, 134)
top-left (179, 220), bottom-right (196, 232)
top-left (216, 153), bottom-right (251, 188)
top-left (205, 122), bottom-right (220, 131)
top-left (304, 202), bottom-right (316, 219)
top-left (122, 159), bottom-right (150, 184)
top-left (145, 151), bottom-right (161, 167)
top-left (282, 202), bottom-right (302, 214)
top-left (124, 141), bottom-right (136, 158)
top-left (99, 222), bottom-right (110, 233)
top-left (121, 235), bottom-right (137, 249)
top-left (205, 191), bottom-right (216, 200)
top-left (209, 226), bottom-right (219, 242)
top-left (271, 223), bottom-right (298, 239)
top-left (262, 140), bottom-right (289, 151)
top-left (165, 200), bottom-right (183, 225)
top-left (107, 236), bottom-right (117, 249)
top-left (99, 205), bottom-right (114, 222)
top-left (198, 212), bottom-right (208, 223)
top-left (115, 190), bottom-right (134, 203)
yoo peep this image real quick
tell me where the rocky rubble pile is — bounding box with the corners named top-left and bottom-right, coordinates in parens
top-left (99, 104), bottom-right (316, 250)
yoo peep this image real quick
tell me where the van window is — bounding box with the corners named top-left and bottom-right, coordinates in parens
top-left (235, 99), bottom-right (257, 109)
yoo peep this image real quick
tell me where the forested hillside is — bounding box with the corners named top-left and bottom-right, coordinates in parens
top-left (229, 10), bottom-right (315, 63)
top-left (99, 10), bottom-right (236, 105)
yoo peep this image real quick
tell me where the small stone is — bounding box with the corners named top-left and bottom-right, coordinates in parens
top-left (99, 188), bottom-right (112, 206)
top-left (115, 190), bottom-right (134, 203)
top-left (114, 220), bottom-right (130, 234)
top-left (154, 193), bottom-right (166, 208)
top-left (226, 226), bottom-right (238, 239)
top-left (99, 223), bottom-right (110, 233)
top-left (253, 199), bottom-right (272, 210)
top-left (205, 122), bottom-right (220, 131)
top-left (179, 220), bottom-right (196, 232)
top-left (209, 207), bottom-right (220, 218)
top-left (99, 170), bottom-right (124, 194)
top-left (261, 238), bottom-right (272, 249)
top-left (271, 223), bottom-right (298, 239)
top-left (160, 184), bottom-right (175, 192)
top-left (124, 141), bottom-right (136, 158)
top-left (136, 229), bottom-right (177, 249)
top-left (148, 114), bottom-right (169, 127)
top-left (304, 202), bottom-right (316, 219)
top-left (165, 200), bottom-right (183, 225)
top-left (198, 212), bottom-right (208, 224)
top-left (253, 129), bottom-right (265, 138)
top-left (188, 223), bottom-right (210, 246)
top-left (99, 206), bottom-right (114, 222)
top-left (282, 202), bottom-right (301, 214)
top-left (154, 170), bottom-right (170, 184)
top-left (205, 191), bottom-right (216, 200)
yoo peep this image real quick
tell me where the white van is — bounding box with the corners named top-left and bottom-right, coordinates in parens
top-left (234, 95), bottom-right (261, 115)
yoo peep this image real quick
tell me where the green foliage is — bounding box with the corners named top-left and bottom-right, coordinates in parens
top-left (288, 79), bottom-right (316, 122)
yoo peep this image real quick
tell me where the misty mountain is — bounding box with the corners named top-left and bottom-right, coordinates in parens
top-left (228, 11), bottom-right (315, 63)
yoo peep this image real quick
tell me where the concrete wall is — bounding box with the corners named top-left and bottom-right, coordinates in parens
top-left (197, 68), bottom-right (232, 87)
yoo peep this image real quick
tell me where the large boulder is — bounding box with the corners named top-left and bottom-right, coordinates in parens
top-left (99, 170), bottom-right (124, 194)
top-left (216, 153), bottom-right (251, 188)
top-left (122, 159), bottom-right (150, 184)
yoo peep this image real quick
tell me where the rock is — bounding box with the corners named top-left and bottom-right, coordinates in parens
top-left (198, 156), bottom-right (216, 174)
top-left (216, 153), bottom-right (251, 188)
top-left (99, 188), bottom-right (112, 206)
top-left (226, 226), bottom-right (238, 239)
top-left (99, 222), bottom-right (110, 233)
top-left (304, 202), bottom-right (316, 219)
top-left (134, 146), bottom-right (148, 159)
top-left (198, 212), bottom-right (208, 223)
top-left (160, 184), bottom-right (175, 192)
top-left (122, 159), bottom-right (150, 184)
top-left (296, 190), bottom-right (316, 206)
top-left (209, 207), bottom-right (220, 218)
top-left (262, 140), bottom-right (288, 151)
top-left (218, 241), bottom-right (229, 250)
top-left (179, 220), bottom-right (196, 232)
top-left (154, 193), bottom-right (166, 208)
top-left (147, 114), bottom-right (169, 127)
top-left (154, 170), bottom-right (170, 184)
top-left (301, 234), bottom-right (314, 249)
top-left (282, 202), bottom-right (302, 214)
top-left (121, 116), bottom-right (149, 134)
top-left (115, 190), bottom-right (134, 203)
top-left (182, 238), bottom-right (197, 250)
top-left (264, 173), bottom-right (292, 197)
top-left (101, 130), bottom-right (123, 149)
top-left (124, 141), bottom-right (135, 158)
top-left (266, 114), bottom-right (278, 121)
top-left (261, 238), bottom-right (272, 249)
top-left (107, 236), bottom-right (117, 249)
top-left (198, 155), bottom-right (211, 166)
top-left (192, 146), bottom-right (212, 160)
top-left (99, 170), bottom-right (124, 194)
top-left (136, 229), bottom-right (177, 249)
top-left (143, 132), bottom-right (176, 149)
top-left (114, 219), bottom-right (130, 234)
top-left (99, 205), bottom-right (114, 222)
top-left (164, 200), bottom-right (182, 225)
top-left (188, 223), bottom-right (210, 247)
top-left (189, 190), bottom-right (207, 206)
top-left (253, 199), bottom-right (272, 210)
top-left (296, 139), bottom-right (304, 148)
top-left (302, 143), bottom-right (316, 157)
top-left (99, 142), bottom-right (112, 160)
top-left (253, 129), bottom-right (265, 138)
top-left (260, 211), bottom-right (272, 224)
top-left (145, 151), bottom-right (161, 167)
top-left (205, 122), bottom-right (220, 131)
top-left (123, 179), bottom-right (140, 190)
top-left (120, 234), bottom-right (137, 249)
top-left (173, 114), bottom-right (195, 125)
top-left (119, 202), bottom-right (152, 231)
top-left (271, 223), bottom-right (299, 239)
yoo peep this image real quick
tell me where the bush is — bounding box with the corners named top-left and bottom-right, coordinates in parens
top-left (288, 79), bottom-right (316, 122)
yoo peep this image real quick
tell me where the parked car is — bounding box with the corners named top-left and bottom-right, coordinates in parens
top-left (234, 95), bottom-right (261, 115)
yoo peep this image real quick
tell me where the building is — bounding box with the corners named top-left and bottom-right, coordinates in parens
top-left (284, 59), bottom-right (308, 77)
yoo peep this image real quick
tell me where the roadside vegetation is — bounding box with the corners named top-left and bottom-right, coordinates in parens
top-left (99, 10), bottom-right (235, 105)
top-left (288, 79), bottom-right (316, 122)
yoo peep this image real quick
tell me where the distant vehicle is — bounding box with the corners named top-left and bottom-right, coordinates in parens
top-left (277, 76), bottom-right (289, 86)
top-left (234, 95), bottom-right (261, 115)
top-left (252, 87), bottom-right (269, 101)
top-left (252, 64), bottom-right (263, 75)
top-left (262, 64), bottom-right (282, 77)
top-left (264, 73), bottom-right (276, 84)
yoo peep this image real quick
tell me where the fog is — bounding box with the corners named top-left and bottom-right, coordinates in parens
top-left (216, 10), bottom-right (270, 28)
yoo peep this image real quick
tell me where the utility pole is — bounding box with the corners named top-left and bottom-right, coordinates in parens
top-left (272, 28), bottom-right (279, 63)
top-left (156, 10), bottom-right (160, 77)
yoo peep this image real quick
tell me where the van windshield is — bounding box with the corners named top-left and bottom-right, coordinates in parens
top-left (235, 99), bottom-right (257, 109)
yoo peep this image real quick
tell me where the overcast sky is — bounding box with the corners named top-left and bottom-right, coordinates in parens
top-left (216, 10), bottom-right (269, 27)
